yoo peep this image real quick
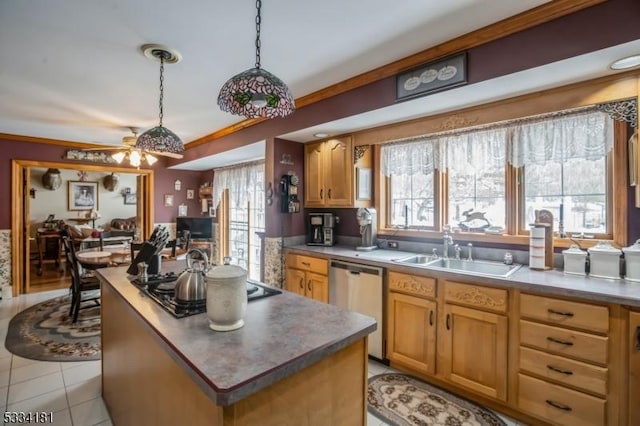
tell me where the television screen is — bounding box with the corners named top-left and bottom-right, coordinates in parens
top-left (176, 217), bottom-right (213, 240)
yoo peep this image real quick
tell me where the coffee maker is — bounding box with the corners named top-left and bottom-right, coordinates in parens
top-left (356, 208), bottom-right (377, 251)
top-left (307, 213), bottom-right (336, 246)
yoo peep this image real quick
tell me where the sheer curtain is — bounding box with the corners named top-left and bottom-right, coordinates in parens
top-left (380, 138), bottom-right (436, 176)
top-left (510, 109), bottom-right (613, 167)
top-left (211, 160), bottom-right (265, 209)
top-left (380, 107), bottom-right (613, 172)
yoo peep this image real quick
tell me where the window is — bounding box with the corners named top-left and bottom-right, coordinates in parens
top-left (212, 161), bottom-right (265, 280)
top-left (381, 139), bottom-right (436, 229)
top-left (380, 106), bottom-right (618, 242)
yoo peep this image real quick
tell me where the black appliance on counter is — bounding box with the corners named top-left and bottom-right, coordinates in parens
top-left (130, 274), bottom-right (281, 318)
top-left (307, 212), bottom-right (336, 246)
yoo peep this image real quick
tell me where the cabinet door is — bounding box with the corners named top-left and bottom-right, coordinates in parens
top-left (325, 138), bottom-right (353, 207)
top-left (630, 311), bottom-right (640, 426)
top-left (285, 268), bottom-right (306, 297)
top-left (304, 142), bottom-right (325, 207)
top-left (387, 292), bottom-right (436, 375)
top-left (306, 272), bottom-right (328, 304)
top-left (441, 303), bottom-right (508, 401)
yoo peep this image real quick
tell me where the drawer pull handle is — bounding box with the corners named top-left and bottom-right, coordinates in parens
top-left (301, 261), bottom-right (311, 266)
top-left (547, 365), bottom-right (573, 375)
top-left (429, 310), bottom-right (434, 326)
top-left (545, 400), bottom-right (572, 412)
top-left (446, 314), bottom-right (451, 330)
top-left (547, 336), bottom-right (574, 346)
top-left (547, 308), bottom-right (574, 317)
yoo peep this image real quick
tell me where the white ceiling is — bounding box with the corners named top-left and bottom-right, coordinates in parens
top-left (1, 1), bottom-right (637, 171)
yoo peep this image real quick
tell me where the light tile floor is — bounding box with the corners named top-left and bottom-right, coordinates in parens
top-left (2, 289), bottom-right (522, 426)
top-left (0, 289), bottom-right (111, 426)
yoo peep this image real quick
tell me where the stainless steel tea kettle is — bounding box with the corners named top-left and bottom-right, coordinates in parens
top-left (174, 249), bottom-right (209, 302)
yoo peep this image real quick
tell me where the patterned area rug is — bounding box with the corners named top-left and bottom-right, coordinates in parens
top-left (368, 374), bottom-right (506, 426)
top-left (5, 294), bottom-right (101, 362)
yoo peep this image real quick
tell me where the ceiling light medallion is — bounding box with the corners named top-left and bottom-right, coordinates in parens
top-left (136, 44), bottom-right (184, 154)
top-left (217, 0), bottom-right (295, 119)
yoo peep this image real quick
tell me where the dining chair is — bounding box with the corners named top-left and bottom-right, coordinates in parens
top-left (61, 235), bottom-right (101, 323)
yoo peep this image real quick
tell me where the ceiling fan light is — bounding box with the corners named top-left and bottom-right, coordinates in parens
top-left (136, 125), bottom-right (184, 154)
top-left (129, 150), bottom-right (142, 168)
top-left (145, 153), bottom-right (158, 166)
top-left (112, 151), bottom-right (126, 163)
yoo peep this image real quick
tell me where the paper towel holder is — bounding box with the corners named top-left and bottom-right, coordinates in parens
top-left (530, 209), bottom-right (554, 270)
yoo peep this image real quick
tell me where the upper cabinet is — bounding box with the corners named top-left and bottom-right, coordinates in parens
top-left (304, 136), bottom-right (371, 208)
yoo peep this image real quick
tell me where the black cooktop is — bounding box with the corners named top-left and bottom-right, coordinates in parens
top-left (130, 272), bottom-right (281, 318)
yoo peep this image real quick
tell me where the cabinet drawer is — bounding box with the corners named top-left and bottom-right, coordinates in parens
top-left (388, 271), bottom-right (436, 299)
top-left (520, 320), bottom-right (608, 365)
top-left (286, 254), bottom-right (328, 275)
top-left (443, 281), bottom-right (507, 313)
top-left (518, 374), bottom-right (606, 426)
top-left (520, 293), bottom-right (609, 333)
top-left (519, 346), bottom-right (608, 396)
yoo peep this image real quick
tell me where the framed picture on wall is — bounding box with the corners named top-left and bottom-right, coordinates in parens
top-left (186, 189), bottom-right (195, 199)
top-left (68, 181), bottom-right (98, 211)
top-left (124, 193), bottom-right (136, 205)
top-left (164, 194), bottom-right (174, 207)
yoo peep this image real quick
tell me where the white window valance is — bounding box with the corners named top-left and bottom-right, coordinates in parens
top-left (510, 110), bottom-right (613, 167)
top-left (380, 108), bottom-right (613, 173)
top-left (211, 160), bottom-right (265, 209)
top-left (380, 139), bottom-right (436, 176)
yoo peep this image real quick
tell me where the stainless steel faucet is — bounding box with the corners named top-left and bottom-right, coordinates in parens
top-left (454, 244), bottom-right (461, 260)
top-left (443, 228), bottom-right (454, 259)
top-left (467, 243), bottom-right (473, 261)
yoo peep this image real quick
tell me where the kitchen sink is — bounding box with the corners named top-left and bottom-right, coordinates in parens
top-left (393, 255), bottom-right (522, 278)
top-left (392, 254), bottom-right (432, 265)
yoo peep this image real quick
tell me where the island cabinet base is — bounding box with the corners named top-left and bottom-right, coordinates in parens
top-left (101, 284), bottom-right (368, 426)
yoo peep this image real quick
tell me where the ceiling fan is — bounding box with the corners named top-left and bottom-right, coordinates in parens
top-left (81, 127), bottom-right (184, 167)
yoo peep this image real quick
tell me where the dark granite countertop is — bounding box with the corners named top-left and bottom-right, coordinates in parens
top-left (286, 244), bottom-right (640, 308)
top-left (96, 263), bottom-right (376, 406)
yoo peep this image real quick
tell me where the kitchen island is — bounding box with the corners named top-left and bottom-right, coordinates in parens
top-left (96, 264), bottom-right (376, 426)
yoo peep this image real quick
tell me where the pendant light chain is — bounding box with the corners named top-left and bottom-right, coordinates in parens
top-left (255, 0), bottom-right (261, 69)
top-left (158, 55), bottom-right (165, 127)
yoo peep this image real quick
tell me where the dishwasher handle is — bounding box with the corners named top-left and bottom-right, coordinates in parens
top-left (330, 260), bottom-right (381, 276)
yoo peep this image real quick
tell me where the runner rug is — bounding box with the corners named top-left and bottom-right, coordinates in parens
top-left (5, 294), bottom-right (101, 362)
top-left (368, 373), bottom-right (506, 426)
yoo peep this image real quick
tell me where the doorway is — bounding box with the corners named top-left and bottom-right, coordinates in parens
top-left (11, 160), bottom-right (154, 295)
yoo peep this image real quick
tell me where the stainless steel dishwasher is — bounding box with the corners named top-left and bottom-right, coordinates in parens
top-left (329, 260), bottom-right (384, 359)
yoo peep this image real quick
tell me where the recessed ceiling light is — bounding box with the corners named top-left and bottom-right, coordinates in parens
top-left (610, 54), bottom-right (640, 70)
top-left (313, 132), bottom-right (329, 138)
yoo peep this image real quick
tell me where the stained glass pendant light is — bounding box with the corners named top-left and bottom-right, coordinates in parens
top-left (217, 0), bottom-right (295, 119)
top-left (136, 44), bottom-right (184, 154)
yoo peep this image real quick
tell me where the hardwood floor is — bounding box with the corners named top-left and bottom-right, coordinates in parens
top-left (27, 258), bottom-right (71, 293)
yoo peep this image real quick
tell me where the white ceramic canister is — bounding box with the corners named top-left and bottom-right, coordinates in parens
top-left (623, 239), bottom-right (640, 282)
top-left (562, 244), bottom-right (587, 276)
top-left (205, 257), bottom-right (248, 331)
top-left (588, 242), bottom-right (622, 280)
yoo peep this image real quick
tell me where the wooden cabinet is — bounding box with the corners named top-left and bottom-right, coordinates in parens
top-left (517, 292), bottom-right (610, 425)
top-left (387, 271), bottom-right (437, 375)
top-left (630, 310), bottom-right (640, 426)
top-left (284, 253), bottom-right (328, 303)
top-left (440, 280), bottom-right (508, 401)
top-left (304, 137), bottom-right (372, 208)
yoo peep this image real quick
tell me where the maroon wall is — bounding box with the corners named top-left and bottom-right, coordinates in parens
top-left (0, 138), bottom-right (209, 228)
top-left (171, 0), bottom-right (640, 168)
top-left (265, 138), bottom-right (305, 238)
